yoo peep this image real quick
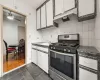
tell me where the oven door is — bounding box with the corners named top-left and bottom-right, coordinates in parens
top-left (49, 50), bottom-right (76, 80)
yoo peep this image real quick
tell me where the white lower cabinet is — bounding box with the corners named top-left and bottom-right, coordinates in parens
top-left (37, 51), bottom-right (42, 69)
top-left (31, 49), bottom-right (38, 65)
top-left (79, 56), bottom-right (97, 70)
top-left (37, 51), bottom-right (48, 73)
top-left (79, 68), bottom-right (97, 80)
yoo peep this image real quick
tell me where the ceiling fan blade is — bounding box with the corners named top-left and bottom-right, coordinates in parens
top-left (14, 18), bottom-right (21, 21)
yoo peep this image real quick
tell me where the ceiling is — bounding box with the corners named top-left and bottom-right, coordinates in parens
top-left (22, 0), bottom-right (46, 9)
top-left (3, 8), bottom-right (25, 22)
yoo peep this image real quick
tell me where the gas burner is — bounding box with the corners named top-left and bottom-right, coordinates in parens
top-left (49, 34), bottom-right (80, 53)
top-left (51, 43), bottom-right (78, 47)
top-left (58, 43), bottom-right (78, 47)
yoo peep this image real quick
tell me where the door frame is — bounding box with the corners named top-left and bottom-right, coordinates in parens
top-left (0, 5), bottom-right (28, 77)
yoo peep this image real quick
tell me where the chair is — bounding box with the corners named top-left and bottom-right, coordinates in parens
top-left (18, 39), bottom-right (25, 58)
top-left (3, 40), bottom-right (17, 61)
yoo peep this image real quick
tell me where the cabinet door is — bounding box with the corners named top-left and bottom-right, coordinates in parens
top-left (37, 51), bottom-right (48, 73)
top-left (79, 56), bottom-right (97, 70)
top-left (63, 0), bottom-right (75, 12)
top-left (41, 5), bottom-right (46, 28)
top-left (78, 0), bottom-right (95, 17)
top-left (79, 68), bottom-right (97, 80)
top-left (31, 49), bottom-right (38, 65)
top-left (37, 51), bottom-right (43, 69)
top-left (36, 9), bottom-right (41, 29)
top-left (41, 53), bottom-right (48, 73)
top-left (55, 0), bottom-right (63, 16)
top-left (46, 0), bottom-right (53, 27)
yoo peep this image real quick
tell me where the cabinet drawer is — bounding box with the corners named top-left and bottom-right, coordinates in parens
top-left (32, 45), bottom-right (37, 49)
top-left (49, 70), bottom-right (64, 80)
top-left (36, 47), bottom-right (48, 53)
top-left (79, 56), bottom-right (97, 70)
top-left (79, 68), bottom-right (97, 80)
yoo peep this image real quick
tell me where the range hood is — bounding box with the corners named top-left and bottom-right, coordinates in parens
top-left (53, 8), bottom-right (77, 23)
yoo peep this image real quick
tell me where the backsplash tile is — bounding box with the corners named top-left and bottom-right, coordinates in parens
top-left (40, 16), bottom-right (95, 47)
top-left (94, 0), bottom-right (100, 52)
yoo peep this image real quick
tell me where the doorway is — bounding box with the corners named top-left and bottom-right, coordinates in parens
top-left (2, 7), bottom-right (26, 73)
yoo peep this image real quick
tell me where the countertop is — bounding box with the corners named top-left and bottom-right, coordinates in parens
top-left (32, 42), bottom-right (50, 48)
top-left (77, 46), bottom-right (100, 59)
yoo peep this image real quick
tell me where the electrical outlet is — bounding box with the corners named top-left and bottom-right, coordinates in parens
top-left (14, 6), bottom-right (17, 9)
top-left (37, 37), bottom-right (39, 39)
top-left (29, 35), bottom-right (31, 38)
top-left (29, 13), bottom-right (31, 15)
top-left (51, 35), bottom-right (52, 38)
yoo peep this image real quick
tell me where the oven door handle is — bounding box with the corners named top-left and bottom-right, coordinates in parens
top-left (50, 50), bottom-right (76, 57)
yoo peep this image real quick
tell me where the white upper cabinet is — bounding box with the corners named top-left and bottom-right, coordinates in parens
top-left (78, 0), bottom-right (94, 17)
top-left (36, 0), bottom-right (58, 30)
top-left (54, 0), bottom-right (76, 19)
top-left (55, 0), bottom-right (63, 16)
top-left (36, 9), bottom-right (41, 29)
top-left (78, 0), bottom-right (96, 21)
top-left (63, 0), bottom-right (75, 12)
top-left (46, 0), bottom-right (53, 27)
top-left (41, 5), bottom-right (46, 28)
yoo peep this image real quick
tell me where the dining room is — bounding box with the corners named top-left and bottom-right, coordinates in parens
top-left (3, 8), bottom-right (26, 73)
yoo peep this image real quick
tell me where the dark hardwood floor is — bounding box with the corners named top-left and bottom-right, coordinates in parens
top-left (0, 63), bottom-right (52, 80)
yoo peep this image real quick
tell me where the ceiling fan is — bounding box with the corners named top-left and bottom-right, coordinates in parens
top-left (7, 11), bottom-right (21, 21)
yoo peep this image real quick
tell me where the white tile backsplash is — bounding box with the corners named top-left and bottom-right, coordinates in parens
top-left (94, 0), bottom-right (100, 52)
top-left (40, 16), bottom-right (95, 46)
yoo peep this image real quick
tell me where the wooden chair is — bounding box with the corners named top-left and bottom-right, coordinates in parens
top-left (3, 40), bottom-right (17, 61)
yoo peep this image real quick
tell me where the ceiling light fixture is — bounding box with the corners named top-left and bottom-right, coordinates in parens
top-left (7, 12), bottom-right (14, 20)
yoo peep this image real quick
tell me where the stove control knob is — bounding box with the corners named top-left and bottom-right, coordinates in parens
top-left (64, 49), bottom-right (66, 51)
top-left (51, 47), bottom-right (52, 49)
top-left (53, 47), bottom-right (55, 49)
top-left (68, 50), bottom-right (71, 52)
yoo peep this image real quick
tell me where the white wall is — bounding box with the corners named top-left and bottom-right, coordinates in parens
top-left (18, 26), bottom-right (25, 41)
top-left (0, 0), bottom-right (42, 77)
top-left (3, 19), bottom-right (19, 45)
top-left (41, 16), bottom-right (95, 47)
top-left (3, 17), bottom-right (25, 46)
top-left (95, 0), bottom-right (100, 52)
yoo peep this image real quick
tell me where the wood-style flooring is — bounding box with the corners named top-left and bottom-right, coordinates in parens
top-left (0, 63), bottom-right (52, 80)
top-left (3, 53), bottom-right (25, 72)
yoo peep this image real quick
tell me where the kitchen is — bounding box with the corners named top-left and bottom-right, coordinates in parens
top-left (0, 0), bottom-right (100, 80)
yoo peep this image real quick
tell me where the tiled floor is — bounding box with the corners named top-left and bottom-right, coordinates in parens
top-left (0, 63), bottom-right (52, 80)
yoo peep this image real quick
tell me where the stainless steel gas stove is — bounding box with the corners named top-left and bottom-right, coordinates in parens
top-left (49, 34), bottom-right (79, 80)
